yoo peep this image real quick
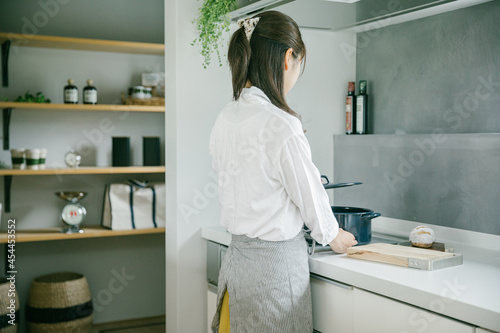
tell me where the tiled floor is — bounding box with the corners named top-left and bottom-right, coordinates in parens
top-left (92, 316), bottom-right (165, 333)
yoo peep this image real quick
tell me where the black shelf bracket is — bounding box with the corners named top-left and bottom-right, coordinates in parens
top-left (2, 40), bottom-right (10, 87)
top-left (3, 175), bottom-right (12, 213)
top-left (4, 175), bottom-right (12, 213)
top-left (3, 107), bottom-right (12, 150)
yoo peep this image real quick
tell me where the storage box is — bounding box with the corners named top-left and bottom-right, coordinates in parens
top-left (142, 72), bottom-right (165, 97)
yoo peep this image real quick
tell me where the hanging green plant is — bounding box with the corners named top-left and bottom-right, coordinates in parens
top-left (192, 0), bottom-right (237, 69)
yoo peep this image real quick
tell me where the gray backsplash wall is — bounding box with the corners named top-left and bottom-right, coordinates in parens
top-left (355, 1), bottom-right (499, 134)
top-left (333, 1), bottom-right (500, 236)
top-left (333, 134), bottom-right (500, 236)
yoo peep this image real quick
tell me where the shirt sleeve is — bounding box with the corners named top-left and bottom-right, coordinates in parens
top-left (274, 133), bottom-right (339, 246)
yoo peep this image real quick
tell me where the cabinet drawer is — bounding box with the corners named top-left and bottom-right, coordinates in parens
top-left (310, 274), bottom-right (354, 333)
top-left (353, 288), bottom-right (474, 333)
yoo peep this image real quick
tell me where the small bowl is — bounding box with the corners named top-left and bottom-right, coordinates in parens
top-left (55, 191), bottom-right (87, 202)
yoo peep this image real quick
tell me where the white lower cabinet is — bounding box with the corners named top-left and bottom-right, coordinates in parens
top-left (207, 285), bottom-right (217, 333)
top-left (310, 274), bottom-right (354, 333)
top-left (310, 275), bottom-right (477, 333)
top-left (352, 288), bottom-right (475, 333)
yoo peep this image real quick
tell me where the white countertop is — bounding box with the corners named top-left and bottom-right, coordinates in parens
top-left (201, 220), bottom-right (500, 332)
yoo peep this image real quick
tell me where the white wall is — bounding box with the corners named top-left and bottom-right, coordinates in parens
top-left (164, 1), bottom-right (355, 330)
top-left (289, 28), bottom-right (357, 186)
top-left (165, 1), bottom-right (230, 331)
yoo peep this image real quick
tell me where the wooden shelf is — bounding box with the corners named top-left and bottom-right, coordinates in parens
top-left (0, 32), bottom-right (164, 55)
top-left (0, 226), bottom-right (165, 244)
top-left (0, 166), bottom-right (165, 176)
top-left (0, 101), bottom-right (164, 112)
top-left (0, 166), bottom-right (165, 213)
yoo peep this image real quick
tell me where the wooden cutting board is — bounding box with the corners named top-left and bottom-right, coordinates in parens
top-left (347, 243), bottom-right (461, 270)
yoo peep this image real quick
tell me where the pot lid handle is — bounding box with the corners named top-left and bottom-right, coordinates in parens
top-left (323, 182), bottom-right (362, 189)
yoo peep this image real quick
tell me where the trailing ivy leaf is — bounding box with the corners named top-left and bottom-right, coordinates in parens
top-left (192, 0), bottom-right (237, 68)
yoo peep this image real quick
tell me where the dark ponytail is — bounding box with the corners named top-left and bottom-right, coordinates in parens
top-left (228, 11), bottom-right (306, 120)
top-left (228, 28), bottom-right (252, 102)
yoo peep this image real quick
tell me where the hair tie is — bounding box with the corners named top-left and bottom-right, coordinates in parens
top-left (237, 17), bottom-right (260, 41)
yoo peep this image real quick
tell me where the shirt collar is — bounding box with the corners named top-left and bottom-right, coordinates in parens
top-left (241, 86), bottom-right (271, 104)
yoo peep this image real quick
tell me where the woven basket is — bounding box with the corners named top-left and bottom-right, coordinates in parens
top-left (26, 272), bottom-right (92, 333)
top-left (121, 92), bottom-right (165, 106)
top-left (0, 278), bottom-right (19, 333)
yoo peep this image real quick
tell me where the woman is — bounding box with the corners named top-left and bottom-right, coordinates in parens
top-left (209, 11), bottom-right (357, 332)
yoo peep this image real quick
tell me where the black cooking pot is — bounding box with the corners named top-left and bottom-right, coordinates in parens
top-left (331, 206), bottom-right (381, 245)
top-left (319, 175), bottom-right (380, 246)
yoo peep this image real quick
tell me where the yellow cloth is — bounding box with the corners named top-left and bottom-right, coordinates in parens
top-left (219, 290), bottom-right (230, 333)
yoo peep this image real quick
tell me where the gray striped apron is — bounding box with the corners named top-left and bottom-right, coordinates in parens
top-left (211, 230), bottom-right (312, 333)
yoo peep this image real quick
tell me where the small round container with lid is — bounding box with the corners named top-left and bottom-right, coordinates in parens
top-left (26, 149), bottom-right (41, 170)
top-left (10, 148), bottom-right (26, 169)
top-left (131, 86), bottom-right (152, 99)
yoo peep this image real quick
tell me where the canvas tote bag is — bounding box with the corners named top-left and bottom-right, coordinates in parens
top-left (102, 180), bottom-right (165, 230)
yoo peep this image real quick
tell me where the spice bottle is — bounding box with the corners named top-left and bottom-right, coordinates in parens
top-left (356, 80), bottom-right (368, 134)
top-left (64, 79), bottom-right (78, 104)
top-left (83, 79), bottom-right (98, 105)
top-left (345, 81), bottom-right (356, 134)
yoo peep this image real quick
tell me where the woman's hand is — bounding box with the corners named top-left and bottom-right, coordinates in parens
top-left (329, 228), bottom-right (358, 253)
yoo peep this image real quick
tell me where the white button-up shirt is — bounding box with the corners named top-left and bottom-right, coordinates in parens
top-left (209, 87), bottom-right (338, 245)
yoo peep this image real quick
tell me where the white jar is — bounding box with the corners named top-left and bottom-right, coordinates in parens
top-left (131, 86), bottom-right (152, 99)
top-left (26, 148), bottom-right (41, 170)
top-left (10, 148), bottom-right (26, 169)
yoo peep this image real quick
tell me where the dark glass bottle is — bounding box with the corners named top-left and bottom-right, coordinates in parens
top-left (345, 81), bottom-right (356, 134)
top-left (356, 80), bottom-right (368, 134)
top-left (64, 79), bottom-right (78, 104)
top-left (83, 79), bottom-right (98, 105)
